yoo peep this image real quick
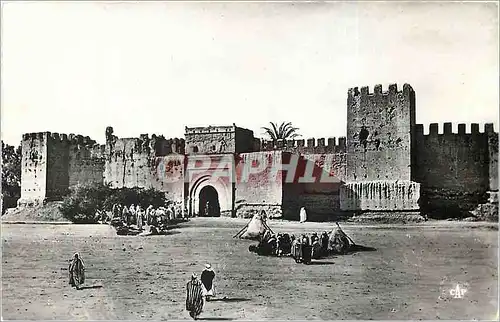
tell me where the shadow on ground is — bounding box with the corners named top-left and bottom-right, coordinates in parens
top-left (309, 261), bottom-right (335, 265)
top-left (208, 297), bottom-right (251, 303)
top-left (347, 244), bottom-right (377, 253)
top-left (78, 285), bottom-right (103, 290)
top-left (146, 230), bottom-right (182, 237)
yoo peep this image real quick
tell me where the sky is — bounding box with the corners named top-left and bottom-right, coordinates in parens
top-left (1, 1), bottom-right (498, 146)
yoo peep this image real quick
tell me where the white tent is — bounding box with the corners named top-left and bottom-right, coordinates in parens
top-left (234, 213), bottom-right (273, 240)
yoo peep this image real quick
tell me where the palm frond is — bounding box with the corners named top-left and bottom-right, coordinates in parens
top-left (261, 126), bottom-right (277, 140)
top-left (262, 121), bottom-right (301, 140)
top-left (283, 127), bottom-right (300, 139)
top-left (277, 122), bottom-right (287, 139)
top-left (270, 122), bottom-right (279, 138)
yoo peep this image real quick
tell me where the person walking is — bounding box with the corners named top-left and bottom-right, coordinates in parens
top-left (186, 273), bottom-right (204, 320)
top-left (201, 264), bottom-right (216, 301)
top-left (68, 253), bottom-right (85, 290)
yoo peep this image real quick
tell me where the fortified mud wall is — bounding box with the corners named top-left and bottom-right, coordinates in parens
top-left (18, 132), bottom-right (105, 206)
top-left (18, 133), bottom-right (49, 206)
top-left (67, 136), bottom-right (105, 190)
top-left (346, 84), bottom-right (415, 181)
top-left (185, 125), bottom-right (255, 155)
top-left (255, 139), bottom-right (347, 219)
top-left (488, 130), bottom-right (498, 193)
top-left (17, 83), bottom-right (498, 221)
top-left (282, 153), bottom-right (347, 220)
top-left (343, 84), bottom-right (420, 212)
top-left (234, 151), bottom-right (284, 219)
top-left (104, 127), bottom-right (185, 207)
top-left (413, 123), bottom-right (498, 217)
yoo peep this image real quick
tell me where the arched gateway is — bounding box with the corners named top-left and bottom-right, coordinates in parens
top-left (199, 185), bottom-right (220, 217)
top-left (184, 125), bottom-right (255, 218)
top-left (187, 173), bottom-right (233, 217)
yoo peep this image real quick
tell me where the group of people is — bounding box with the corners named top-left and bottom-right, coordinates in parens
top-left (107, 203), bottom-right (184, 235)
top-left (249, 227), bottom-right (352, 264)
top-left (185, 264), bottom-right (216, 320)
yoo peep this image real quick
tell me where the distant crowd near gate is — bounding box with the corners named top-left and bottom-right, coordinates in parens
top-left (17, 84), bottom-right (498, 221)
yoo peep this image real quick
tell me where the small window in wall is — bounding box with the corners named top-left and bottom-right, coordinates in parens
top-left (212, 146), bottom-right (216, 151)
top-left (192, 146), bottom-right (199, 153)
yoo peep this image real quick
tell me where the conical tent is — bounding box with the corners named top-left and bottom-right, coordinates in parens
top-left (234, 214), bottom-right (273, 240)
top-left (328, 222), bottom-right (356, 253)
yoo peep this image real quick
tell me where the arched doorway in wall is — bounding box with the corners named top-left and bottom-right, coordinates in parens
top-left (198, 185), bottom-right (221, 217)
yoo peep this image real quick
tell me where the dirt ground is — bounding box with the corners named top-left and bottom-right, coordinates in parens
top-left (1, 218), bottom-right (498, 320)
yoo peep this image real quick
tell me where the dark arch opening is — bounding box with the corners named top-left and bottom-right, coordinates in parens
top-left (199, 186), bottom-right (221, 217)
top-left (359, 127), bottom-right (369, 150)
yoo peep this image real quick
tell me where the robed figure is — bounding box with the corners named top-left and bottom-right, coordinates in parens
top-left (299, 207), bottom-right (307, 223)
top-left (291, 236), bottom-right (303, 263)
top-left (186, 273), bottom-right (204, 320)
top-left (201, 264), bottom-right (216, 301)
top-left (301, 235), bottom-right (312, 264)
top-left (69, 253), bottom-right (85, 289)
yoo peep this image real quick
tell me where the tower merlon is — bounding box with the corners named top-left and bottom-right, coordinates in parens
top-left (328, 137), bottom-right (336, 147)
top-left (414, 124), bottom-right (424, 135)
top-left (429, 123), bottom-right (439, 135)
top-left (458, 123), bottom-right (466, 134)
top-left (443, 122), bottom-right (453, 134)
top-left (485, 123), bottom-right (495, 133)
top-left (338, 137), bottom-right (346, 150)
top-left (348, 83), bottom-right (414, 98)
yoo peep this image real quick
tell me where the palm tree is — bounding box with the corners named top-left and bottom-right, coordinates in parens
top-left (261, 122), bottom-right (301, 141)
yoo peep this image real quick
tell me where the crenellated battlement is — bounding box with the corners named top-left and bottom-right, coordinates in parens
top-left (185, 124), bottom-right (237, 135)
top-left (414, 123), bottom-right (497, 136)
top-left (22, 132), bottom-right (50, 141)
top-left (22, 131), bottom-right (99, 148)
top-left (348, 83), bottom-right (414, 99)
top-left (260, 137), bottom-right (347, 154)
top-left (109, 134), bottom-right (186, 156)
